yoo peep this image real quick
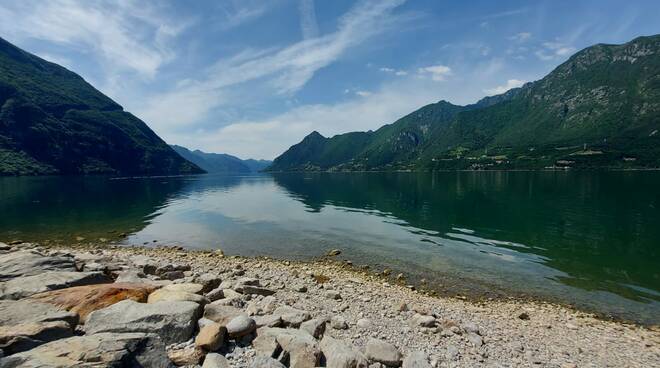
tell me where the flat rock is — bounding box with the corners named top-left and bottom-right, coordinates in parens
top-left (0, 321), bottom-right (72, 355)
top-left (0, 300), bottom-right (77, 327)
top-left (273, 306), bottom-right (311, 328)
top-left (365, 338), bottom-right (402, 367)
top-left (85, 300), bottom-right (201, 344)
top-left (320, 335), bottom-right (369, 368)
top-left (402, 351), bottom-right (432, 368)
top-left (0, 251), bottom-right (76, 281)
top-left (163, 283), bottom-right (204, 294)
top-left (300, 317), bottom-right (328, 338)
top-left (0, 332), bottom-right (172, 367)
top-left (226, 315), bottom-right (256, 338)
top-left (202, 353), bottom-right (230, 368)
top-left (253, 328), bottom-right (319, 368)
top-left (255, 314), bottom-right (283, 328)
top-left (0, 271), bottom-right (110, 300)
top-left (204, 304), bottom-right (244, 325)
top-left (195, 323), bottom-right (226, 351)
top-left (236, 285), bottom-right (276, 296)
top-left (29, 282), bottom-right (157, 322)
top-left (250, 356), bottom-right (287, 368)
top-left (148, 289), bottom-right (209, 304)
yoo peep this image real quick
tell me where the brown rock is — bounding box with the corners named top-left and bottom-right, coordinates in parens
top-left (195, 323), bottom-right (226, 352)
top-left (168, 346), bottom-right (205, 366)
top-left (29, 282), bottom-right (158, 322)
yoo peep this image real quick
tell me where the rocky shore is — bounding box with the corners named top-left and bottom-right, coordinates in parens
top-left (0, 241), bottom-right (658, 367)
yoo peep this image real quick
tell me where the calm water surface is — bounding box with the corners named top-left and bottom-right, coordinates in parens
top-left (1, 172), bottom-right (658, 324)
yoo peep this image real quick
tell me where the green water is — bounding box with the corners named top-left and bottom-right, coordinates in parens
top-left (1, 172), bottom-right (658, 324)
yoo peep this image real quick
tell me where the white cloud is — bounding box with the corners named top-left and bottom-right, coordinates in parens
top-left (135, 0), bottom-right (407, 130)
top-left (535, 41), bottom-right (576, 61)
top-left (483, 79), bottom-right (526, 95)
top-left (380, 67), bottom-right (396, 72)
top-left (395, 70), bottom-right (408, 76)
top-left (380, 67), bottom-right (408, 76)
top-left (355, 90), bottom-right (372, 97)
top-left (0, 0), bottom-right (189, 78)
top-left (299, 0), bottom-right (319, 40)
top-left (417, 65), bottom-right (452, 81)
top-left (509, 32), bottom-right (532, 42)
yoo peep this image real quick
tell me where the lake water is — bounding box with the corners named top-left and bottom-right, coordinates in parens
top-left (1, 172), bottom-right (658, 324)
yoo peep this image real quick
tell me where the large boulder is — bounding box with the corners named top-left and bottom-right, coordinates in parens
top-left (0, 271), bottom-right (111, 300)
top-left (253, 328), bottom-right (320, 368)
top-left (272, 306), bottom-right (311, 328)
top-left (0, 251), bottom-right (76, 281)
top-left (226, 315), bottom-right (256, 338)
top-left (0, 300), bottom-right (78, 354)
top-left (147, 289), bottom-right (209, 305)
top-left (204, 304), bottom-right (244, 325)
top-left (0, 332), bottom-right (173, 367)
top-left (85, 300), bottom-right (201, 344)
top-left (29, 283), bottom-right (157, 322)
top-left (319, 335), bottom-right (369, 368)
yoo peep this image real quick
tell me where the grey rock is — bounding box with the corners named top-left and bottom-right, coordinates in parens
top-left (163, 283), bottom-right (204, 294)
top-left (402, 351), bottom-right (432, 368)
top-left (206, 287), bottom-right (225, 302)
top-left (202, 353), bottom-right (230, 368)
top-left (115, 269), bottom-right (150, 283)
top-left (412, 315), bottom-right (436, 328)
top-left (250, 356), bottom-right (287, 368)
top-left (331, 316), bottom-right (349, 330)
top-left (357, 318), bottom-right (373, 329)
top-left (255, 314), bottom-right (283, 328)
top-left (326, 291), bottom-right (342, 300)
top-left (0, 332), bottom-right (172, 368)
top-left (237, 285), bottom-right (276, 296)
top-left (196, 273), bottom-right (222, 293)
top-left (467, 332), bottom-right (483, 347)
top-left (0, 300), bottom-right (78, 327)
top-left (253, 328), bottom-right (319, 368)
top-left (147, 289), bottom-right (209, 304)
top-left (445, 345), bottom-right (459, 361)
top-left (273, 306), bottom-right (311, 328)
top-left (198, 317), bottom-right (216, 330)
top-left (0, 251), bottom-right (76, 281)
top-left (320, 335), bottom-right (369, 368)
top-left (226, 315), bottom-right (256, 338)
top-left (365, 339), bottom-right (402, 367)
top-left (204, 304), bottom-right (244, 325)
top-left (300, 317), bottom-right (328, 338)
top-left (462, 322), bottom-right (480, 335)
top-left (85, 300), bottom-right (201, 344)
top-left (0, 321), bottom-right (73, 355)
top-left (0, 271), bottom-right (110, 300)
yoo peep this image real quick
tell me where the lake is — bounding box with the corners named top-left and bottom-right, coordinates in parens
top-left (1, 171), bottom-right (658, 324)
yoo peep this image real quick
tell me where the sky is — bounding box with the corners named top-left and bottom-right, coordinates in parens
top-left (1, 0), bottom-right (659, 160)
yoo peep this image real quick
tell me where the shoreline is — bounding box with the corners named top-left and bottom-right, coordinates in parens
top-left (1, 240), bottom-right (658, 367)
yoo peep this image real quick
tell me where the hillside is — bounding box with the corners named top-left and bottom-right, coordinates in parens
top-left (171, 145), bottom-right (272, 173)
top-left (267, 34), bottom-right (660, 171)
top-left (0, 37), bottom-right (204, 176)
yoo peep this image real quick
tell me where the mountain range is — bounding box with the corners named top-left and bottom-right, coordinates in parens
top-left (267, 34), bottom-right (660, 171)
top-left (171, 145), bottom-right (271, 173)
top-left (0, 37), bottom-right (203, 176)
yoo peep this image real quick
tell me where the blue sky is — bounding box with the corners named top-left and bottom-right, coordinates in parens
top-left (1, 0), bottom-right (659, 159)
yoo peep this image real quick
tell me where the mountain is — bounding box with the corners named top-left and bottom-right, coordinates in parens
top-left (267, 35), bottom-right (660, 171)
top-left (171, 145), bottom-right (272, 173)
top-left (0, 37), bottom-right (204, 176)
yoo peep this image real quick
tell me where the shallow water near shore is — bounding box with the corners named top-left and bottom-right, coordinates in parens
top-left (1, 172), bottom-right (659, 324)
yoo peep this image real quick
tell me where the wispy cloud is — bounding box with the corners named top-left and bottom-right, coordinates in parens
top-left (417, 65), bottom-right (452, 81)
top-left (380, 67), bottom-right (408, 76)
top-left (0, 0), bottom-right (189, 78)
top-left (483, 79), bottom-right (526, 95)
top-left (216, 1), bottom-right (272, 30)
top-left (299, 0), bottom-right (319, 40)
top-left (535, 41), bottom-right (576, 60)
top-left (509, 32), bottom-right (532, 42)
top-left (136, 0), bottom-right (408, 131)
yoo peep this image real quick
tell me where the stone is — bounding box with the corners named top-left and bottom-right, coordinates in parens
top-left (300, 317), bottom-right (328, 338)
top-left (0, 321), bottom-right (73, 355)
top-left (357, 318), bottom-right (372, 329)
top-left (331, 316), bottom-right (349, 330)
top-left (327, 249), bottom-right (342, 256)
top-left (0, 250), bottom-right (76, 281)
top-left (198, 317), bottom-right (216, 330)
top-left (85, 300), bottom-right (201, 344)
top-left (202, 353), bottom-right (230, 368)
top-left (250, 356), bottom-right (287, 368)
top-left (462, 322), bottom-right (480, 335)
top-left (115, 270), bottom-right (150, 283)
top-left (412, 314), bottom-right (436, 328)
top-left (195, 323), bottom-right (226, 351)
top-left (0, 332), bottom-right (172, 367)
top-left (237, 285), bottom-right (276, 296)
top-left (148, 289), bottom-right (209, 304)
top-left (204, 304), bottom-right (244, 325)
top-left (255, 314), bottom-right (283, 328)
top-left (320, 335), bottom-right (369, 368)
top-left (402, 351), bottom-right (432, 368)
top-left (0, 300), bottom-right (78, 327)
top-left (397, 302), bottom-right (408, 312)
top-left (29, 282), bottom-right (157, 322)
top-left (326, 291), bottom-right (342, 300)
top-left (226, 315), bottom-right (257, 338)
top-left (168, 346), bottom-right (205, 366)
top-left (253, 328), bottom-right (282, 357)
top-left (273, 306), bottom-right (311, 328)
top-left (518, 312), bottom-right (530, 320)
top-left (467, 332), bottom-right (483, 347)
top-left (206, 287), bottom-right (225, 302)
top-left (163, 283), bottom-right (204, 294)
top-left (254, 328), bottom-right (320, 368)
top-left (0, 271), bottom-right (111, 300)
top-left (365, 339), bottom-right (402, 367)
top-left (445, 345), bottom-right (459, 361)
top-left (196, 273), bottom-right (222, 293)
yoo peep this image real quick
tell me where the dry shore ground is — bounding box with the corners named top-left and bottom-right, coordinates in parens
top-left (1, 242), bottom-right (658, 367)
